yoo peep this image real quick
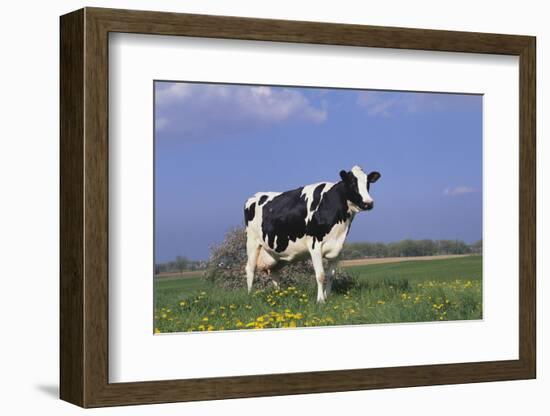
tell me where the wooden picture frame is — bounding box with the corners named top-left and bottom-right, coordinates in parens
top-left (60, 7), bottom-right (536, 408)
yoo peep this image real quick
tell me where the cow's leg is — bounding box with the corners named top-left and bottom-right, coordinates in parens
top-left (270, 269), bottom-right (281, 289)
top-left (245, 236), bottom-right (261, 293)
top-left (309, 247), bottom-right (326, 303)
top-left (324, 260), bottom-right (337, 299)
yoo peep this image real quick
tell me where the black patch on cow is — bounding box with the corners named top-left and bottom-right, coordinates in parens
top-left (258, 195), bottom-right (268, 206)
top-left (261, 187), bottom-right (307, 252)
top-left (306, 182), bottom-right (351, 249)
top-left (244, 202), bottom-right (256, 226)
top-left (310, 183), bottom-right (326, 212)
top-left (340, 171), bottom-right (364, 208)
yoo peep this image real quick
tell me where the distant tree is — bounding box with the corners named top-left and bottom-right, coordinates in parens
top-left (174, 255), bottom-right (189, 274)
top-left (470, 240), bottom-right (482, 254)
top-left (339, 238), bottom-right (474, 259)
top-left (438, 240), bottom-right (455, 254)
top-left (418, 239), bottom-right (437, 256)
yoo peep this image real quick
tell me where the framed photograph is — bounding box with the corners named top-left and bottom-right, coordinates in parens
top-left (60, 7), bottom-right (536, 408)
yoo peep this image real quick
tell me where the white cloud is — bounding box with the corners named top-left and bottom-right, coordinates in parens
top-left (156, 83), bottom-right (193, 106)
top-left (356, 91), bottom-right (479, 117)
top-left (356, 92), bottom-right (398, 116)
top-left (155, 117), bottom-right (169, 131)
top-left (155, 83), bottom-right (327, 137)
top-left (443, 186), bottom-right (477, 196)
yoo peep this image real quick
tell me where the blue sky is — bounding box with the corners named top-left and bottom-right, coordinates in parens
top-left (155, 82), bottom-right (482, 262)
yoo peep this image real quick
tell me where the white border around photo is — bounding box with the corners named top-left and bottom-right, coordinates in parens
top-left (108, 33), bottom-right (519, 383)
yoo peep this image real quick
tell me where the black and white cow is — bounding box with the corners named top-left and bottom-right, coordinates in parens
top-left (244, 165), bottom-right (381, 302)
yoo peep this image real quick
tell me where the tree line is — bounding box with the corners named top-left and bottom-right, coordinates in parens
top-left (155, 256), bottom-right (206, 275)
top-left (156, 239), bottom-right (482, 273)
top-left (340, 239), bottom-right (482, 260)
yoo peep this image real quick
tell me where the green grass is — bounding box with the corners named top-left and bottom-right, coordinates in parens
top-left (154, 255), bottom-right (482, 333)
top-left (346, 255), bottom-right (483, 282)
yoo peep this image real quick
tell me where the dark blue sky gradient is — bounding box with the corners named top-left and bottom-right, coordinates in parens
top-left (155, 82), bottom-right (482, 261)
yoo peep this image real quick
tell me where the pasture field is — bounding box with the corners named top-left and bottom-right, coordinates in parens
top-left (154, 255), bottom-right (482, 333)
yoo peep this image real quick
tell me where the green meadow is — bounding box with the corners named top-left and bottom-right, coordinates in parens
top-left (154, 255), bottom-right (482, 333)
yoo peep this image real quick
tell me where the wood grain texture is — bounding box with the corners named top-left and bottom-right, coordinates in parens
top-left (518, 38), bottom-right (536, 376)
top-left (59, 7), bottom-right (537, 408)
top-left (59, 8), bottom-right (84, 406)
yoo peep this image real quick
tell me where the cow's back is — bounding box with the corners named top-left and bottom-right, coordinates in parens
top-left (245, 182), bottom-right (345, 257)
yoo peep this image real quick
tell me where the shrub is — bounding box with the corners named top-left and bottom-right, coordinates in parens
top-left (203, 227), bottom-right (354, 291)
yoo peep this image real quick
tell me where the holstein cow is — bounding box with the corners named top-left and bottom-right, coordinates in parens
top-left (244, 165), bottom-right (381, 303)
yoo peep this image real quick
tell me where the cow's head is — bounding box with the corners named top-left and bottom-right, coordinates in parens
top-left (339, 165), bottom-right (381, 211)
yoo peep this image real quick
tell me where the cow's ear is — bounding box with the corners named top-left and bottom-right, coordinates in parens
top-left (340, 170), bottom-right (351, 184)
top-left (368, 171), bottom-right (381, 183)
